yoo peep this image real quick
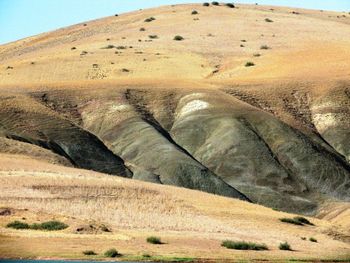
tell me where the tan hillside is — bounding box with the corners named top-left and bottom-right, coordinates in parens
top-left (0, 3), bottom-right (349, 261)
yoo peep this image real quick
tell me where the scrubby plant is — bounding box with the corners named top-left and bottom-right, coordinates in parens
top-left (148, 35), bottom-right (158, 39)
top-left (279, 242), bottom-right (291, 250)
top-left (147, 236), bottom-right (163, 244)
top-left (144, 17), bottom-right (156, 22)
top-left (203, 2), bottom-right (210, 6)
top-left (191, 10), bottom-right (199, 15)
top-left (309, 237), bottom-right (317, 242)
top-left (83, 250), bottom-right (97, 255)
top-left (101, 44), bottom-right (115, 49)
top-left (6, 221), bottom-right (30, 230)
top-left (265, 18), bottom-right (274, 22)
top-left (280, 217), bottom-right (314, 226)
top-left (104, 248), bottom-right (121, 258)
top-left (301, 237), bottom-right (306, 240)
top-left (253, 53), bottom-right (261, 57)
top-left (116, 46), bottom-right (127, 49)
top-left (221, 240), bottom-right (268, 250)
top-left (174, 35), bottom-right (184, 41)
top-left (226, 3), bottom-right (235, 8)
top-left (31, 220), bottom-right (68, 231)
top-left (142, 253), bottom-right (151, 258)
top-left (212, 1), bottom-right (219, 5)
top-left (71, 47), bottom-right (76, 50)
top-left (140, 27), bottom-right (146, 31)
top-left (245, 61), bottom-right (255, 67)
top-left (260, 45), bottom-right (270, 50)
top-left (121, 68), bottom-right (130, 72)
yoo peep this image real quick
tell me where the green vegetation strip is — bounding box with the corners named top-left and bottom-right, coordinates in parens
top-left (6, 220), bottom-right (68, 231)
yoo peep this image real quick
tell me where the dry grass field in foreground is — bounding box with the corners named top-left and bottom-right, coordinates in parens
top-left (0, 154), bottom-right (349, 262)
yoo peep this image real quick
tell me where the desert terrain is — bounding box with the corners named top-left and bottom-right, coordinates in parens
top-left (0, 2), bottom-right (349, 262)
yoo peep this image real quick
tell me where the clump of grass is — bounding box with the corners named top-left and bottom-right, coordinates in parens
top-left (221, 240), bottom-right (268, 250)
top-left (140, 27), bottom-right (146, 31)
top-left (104, 248), bottom-right (121, 258)
top-left (6, 221), bottom-right (30, 229)
top-left (7, 220), bottom-right (68, 231)
top-left (174, 35), bottom-right (184, 41)
top-left (279, 242), bottom-right (291, 251)
top-left (280, 217), bottom-right (314, 226)
top-left (203, 2), bottom-right (210, 6)
top-left (147, 236), bottom-right (163, 244)
top-left (83, 250), bottom-right (97, 255)
top-left (226, 3), bottom-right (235, 8)
top-left (71, 47), bottom-right (76, 50)
top-left (148, 35), bottom-right (158, 39)
top-left (309, 237), bottom-right (317, 242)
top-left (212, 1), bottom-right (219, 6)
top-left (116, 46), bottom-right (127, 49)
top-left (265, 18), bottom-right (274, 22)
top-left (145, 17), bottom-right (156, 22)
top-left (80, 51), bottom-right (88, 55)
top-left (101, 44), bottom-right (115, 49)
top-left (253, 53), bottom-right (261, 57)
top-left (191, 10), bottom-right (199, 15)
top-left (245, 61), bottom-right (255, 67)
top-left (121, 68), bottom-right (130, 72)
top-left (142, 253), bottom-right (151, 258)
top-left (301, 237), bottom-right (306, 240)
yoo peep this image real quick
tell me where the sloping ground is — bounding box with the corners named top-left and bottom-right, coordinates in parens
top-left (0, 156), bottom-right (349, 261)
top-left (0, 0), bottom-right (349, 232)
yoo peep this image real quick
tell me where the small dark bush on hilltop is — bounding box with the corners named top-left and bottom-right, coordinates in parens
top-left (279, 242), bottom-right (291, 250)
top-left (147, 236), bottom-right (163, 244)
top-left (192, 10), bottom-right (199, 15)
top-left (222, 240), bottom-right (268, 250)
top-left (145, 17), bottom-right (156, 22)
top-left (212, 1), bottom-right (219, 6)
top-left (174, 35), bottom-right (184, 41)
top-left (203, 2), bottom-right (210, 6)
top-left (226, 3), bottom-right (235, 8)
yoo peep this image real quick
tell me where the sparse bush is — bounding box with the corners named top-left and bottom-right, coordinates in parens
top-left (145, 17), bottom-right (156, 22)
top-left (104, 248), bottom-right (121, 258)
top-left (116, 46), bottom-right (127, 49)
top-left (301, 237), bottom-right (306, 240)
top-left (142, 253), bottom-right (151, 258)
top-left (294, 216), bottom-right (314, 226)
top-left (240, 44), bottom-right (245, 47)
top-left (309, 237), bottom-right (317, 242)
top-left (31, 220), bottom-right (68, 231)
top-left (280, 217), bottom-right (314, 226)
top-left (260, 45), bottom-right (270, 50)
top-left (148, 35), bottom-right (158, 39)
top-left (253, 53), bottom-right (261, 57)
top-left (265, 18), bottom-right (274, 22)
top-left (140, 27), bottom-right (146, 31)
top-left (80, 51), bottom-right (88, 55)
top-left (83, 250), bottom-right (97, 255)
top-left (245, 61), bottom-right (255, 67)
top-left (226, 3), bottom-right (235, 8)
top-left (115, 14), bottom-right (118, 17)
top-left (191, 10), bottom-right (199, 15)
top-left (221, 240), bottom-right (268, 250)
top-left (121, 68), bottom-right (130, 72)
top-left (174, 35), bottom-right (184, 41)
top-left (147, 236), bottom-right (163, 244)
top-left (212, 1), bottom-right (219, 6)
top-left (279, 242), bottom-right (291, 250)
top-left (71, 47), bottom-right (76, 50)
top-left (101, 45), bottom-right (115, 49)
top-left (203, 2), bottom-right (210, 6)
top-left (6, 221), bottom-right (30, 230)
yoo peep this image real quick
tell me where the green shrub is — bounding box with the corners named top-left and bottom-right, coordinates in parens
top-left (174, 35), bottom-right (184, 41)
top-left (83, 250), bottom-right (97, 255)
top-left (6, 221), bottom-right (30, 230)
top-left (33, 221), bottom-right (68, 231)
top-left (203, 2), bottom-right (210, 6)
top-left (309, 237), bottom-right (317, 242)
top-left (148, 35), bottom-right (158, 39)
top-left (253, 53), bottom-right (261, 57)
top-left (279, 242), bottom-right (291, 250)
top-left (221, 240), bottom-right (268, 250)
top-left (147, 236), bottom-right (163, 244)
top-left (191, 10), bottom-right (199, 15)
top-left (212, 1), bottom-right (219, 5)
top-left (142, 253), bottom-right (151, 258)
top-left (104, 248), bottom-right (121, 258)
top-left (145, 17), bottom-right (156, 22)
top-left (140, 27), bottom-right (146, 31)
top-left (226, 3), bottom-right (235, 8)
top-left (301, 237), bottom-right (306, 240)
top-left (245, 62), bottom-right (255, 67)
top-left (265, 18), bottom-right (274, 22)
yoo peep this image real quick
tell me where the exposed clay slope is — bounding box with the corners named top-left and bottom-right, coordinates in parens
top-left (0, 3), bottom-right (349, 215)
